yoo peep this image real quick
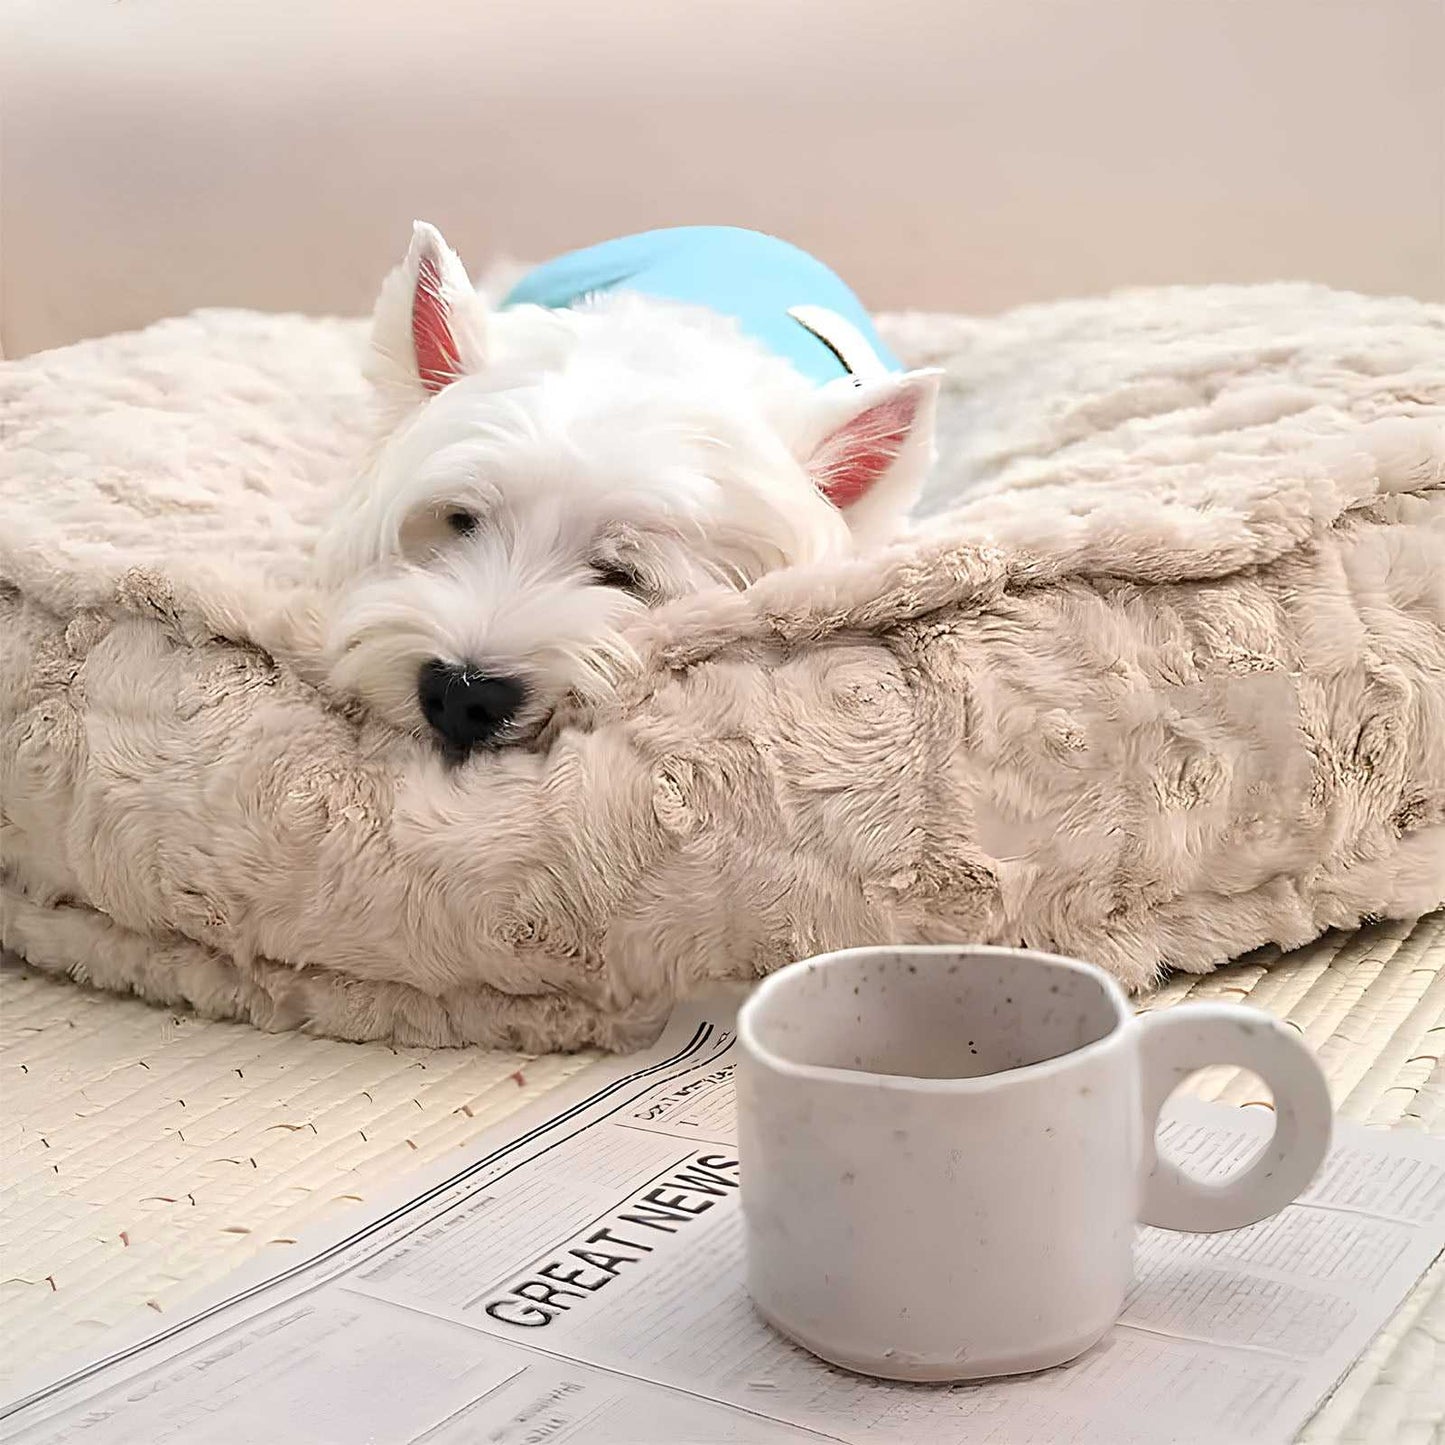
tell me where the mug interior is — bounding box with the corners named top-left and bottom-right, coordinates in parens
top-left (745, 948), bottom-right (1125, 1081)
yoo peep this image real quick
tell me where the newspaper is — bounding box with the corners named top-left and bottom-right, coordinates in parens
top-left (3, 992), bottom-right (1443, 1445)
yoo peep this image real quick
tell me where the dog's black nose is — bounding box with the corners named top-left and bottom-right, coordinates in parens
top-left (418, 661), bottom-right (525, 752)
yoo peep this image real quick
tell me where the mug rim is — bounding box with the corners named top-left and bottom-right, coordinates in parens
top-left (737, 944), bottom-right (1133, 1092)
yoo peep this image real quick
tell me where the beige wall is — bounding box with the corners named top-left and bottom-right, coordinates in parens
top-left (3, 0), bottom-right (1442, 357)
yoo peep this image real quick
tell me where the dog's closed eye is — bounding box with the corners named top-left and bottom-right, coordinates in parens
top-left (591, 561), bottom-right (648, 598)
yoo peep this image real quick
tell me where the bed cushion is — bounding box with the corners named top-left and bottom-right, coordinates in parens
top-left (2, 285), bottom-right (1442, 1050)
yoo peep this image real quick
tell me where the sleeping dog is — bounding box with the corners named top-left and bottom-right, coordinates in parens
top-left (317, 223), bottom-right (939, 756)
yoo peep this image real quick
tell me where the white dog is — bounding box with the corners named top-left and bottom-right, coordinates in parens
top-left (316, 222), bottom-right (939, 756)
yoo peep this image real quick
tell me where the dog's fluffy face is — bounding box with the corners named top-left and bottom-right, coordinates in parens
top-left (317, 223), bottom-right (938, 753)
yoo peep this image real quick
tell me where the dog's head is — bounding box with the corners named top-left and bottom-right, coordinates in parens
top-left (317, 223), bottom-right (939, 755)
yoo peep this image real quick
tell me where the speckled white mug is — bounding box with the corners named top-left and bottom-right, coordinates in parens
top-left (736, 945), bottom-right (1332, 1382)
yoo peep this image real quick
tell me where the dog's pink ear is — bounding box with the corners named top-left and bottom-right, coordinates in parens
top-left (806, 371), bottom-right (941, 537)
top-left (368, 222), bottom-right (486, 402)
top-left (411, 246), bottom-right (465, 393)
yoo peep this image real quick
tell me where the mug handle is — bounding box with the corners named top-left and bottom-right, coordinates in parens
top-left (1135, 1005), bottom-right (1333, 1232)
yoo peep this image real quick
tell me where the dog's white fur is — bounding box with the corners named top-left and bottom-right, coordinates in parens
top-left (316, 223), bottom-right (939, 748)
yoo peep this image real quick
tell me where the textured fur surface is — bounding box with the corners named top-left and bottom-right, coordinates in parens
top-left (2, 286), bottom-right (1443, 1050)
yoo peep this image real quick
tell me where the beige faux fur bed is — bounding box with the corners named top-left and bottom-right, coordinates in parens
top-left (2, 286), bottom-right (1443, 1051)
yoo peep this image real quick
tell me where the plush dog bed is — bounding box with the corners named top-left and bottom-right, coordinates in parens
top-left (2, 285), bottom-right (1443, 1051)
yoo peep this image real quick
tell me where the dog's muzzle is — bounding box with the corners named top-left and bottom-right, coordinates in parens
top-left (418, 661), bottom-right (525, 753)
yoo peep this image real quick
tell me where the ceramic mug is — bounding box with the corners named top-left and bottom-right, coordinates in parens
top-left (736, 945), bottom-right (1333, 1382)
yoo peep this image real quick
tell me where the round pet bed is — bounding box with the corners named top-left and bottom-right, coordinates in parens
top-left (2, 285), bottom-right (1442, 1050)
